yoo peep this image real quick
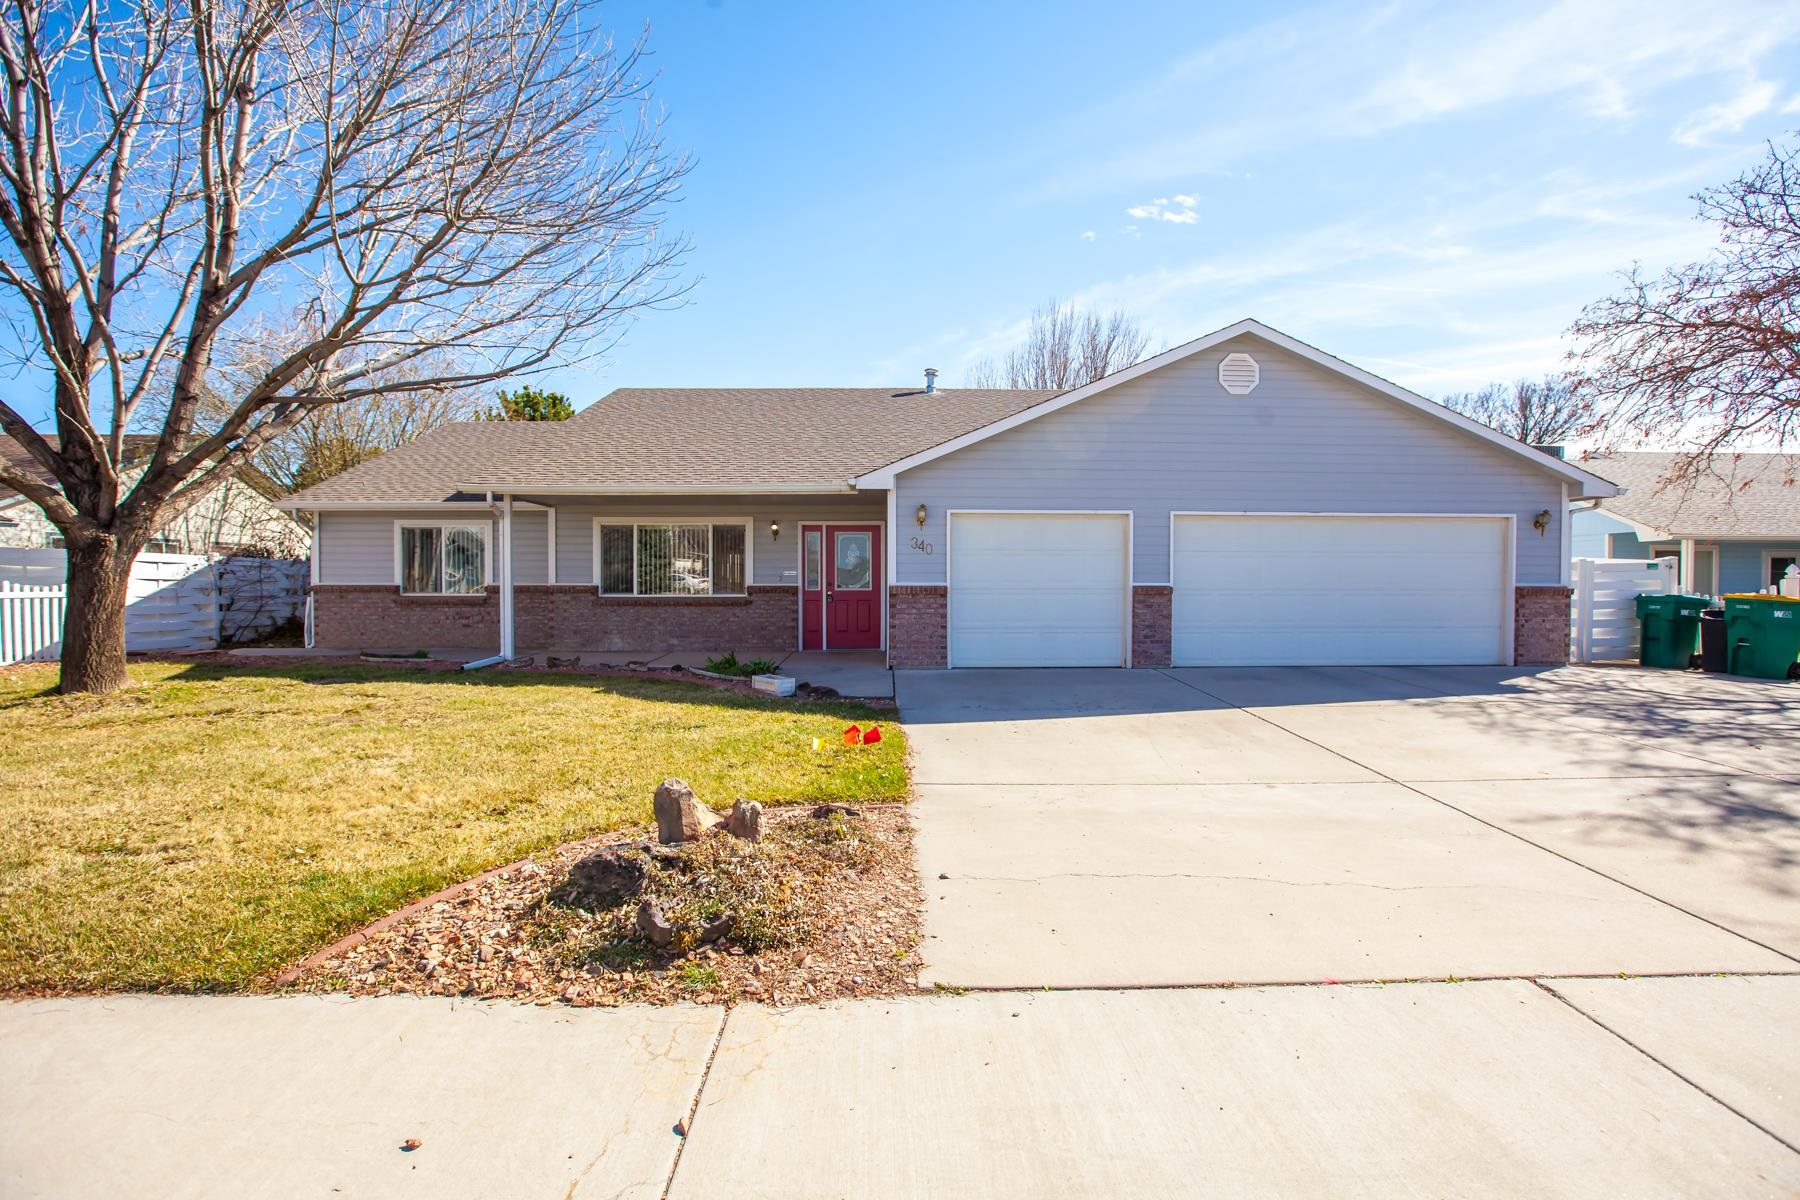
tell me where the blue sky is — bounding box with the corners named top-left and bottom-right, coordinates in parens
top-left (541, 0), bottom-right (1800, 402)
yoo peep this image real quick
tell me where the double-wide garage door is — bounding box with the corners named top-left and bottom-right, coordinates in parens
top-left (1171, 514), bottom-right (1508, 666)
top-left (946, 511), bottom-right (1509, 668)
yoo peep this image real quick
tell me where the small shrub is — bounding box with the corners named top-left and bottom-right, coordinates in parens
top-left (700, 651), bottom-right (781, 678)
top-left (676, 960), bottom-right (721, 991)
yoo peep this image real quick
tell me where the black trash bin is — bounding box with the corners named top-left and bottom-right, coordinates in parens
top-left (1699, 608), bottom-right (1727, 673)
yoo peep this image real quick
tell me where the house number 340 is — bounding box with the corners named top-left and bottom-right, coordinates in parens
top-left (909, 536), bottom-right (934, 555)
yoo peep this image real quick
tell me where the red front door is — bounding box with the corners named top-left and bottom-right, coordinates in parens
top-left (801, 523), bottom-right (881, 650)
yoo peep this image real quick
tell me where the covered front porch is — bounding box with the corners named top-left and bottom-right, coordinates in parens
top-left (302, 488), bottom-right (895, 665)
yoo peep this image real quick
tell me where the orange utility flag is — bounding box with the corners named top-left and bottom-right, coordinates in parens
top-left (842, 725), bottom-right (862, 746)
top-left (862, 725), bottom-right (883, 745)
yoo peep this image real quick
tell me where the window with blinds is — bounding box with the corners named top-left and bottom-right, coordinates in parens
top-left (598, 522), bottom-right (747, 595)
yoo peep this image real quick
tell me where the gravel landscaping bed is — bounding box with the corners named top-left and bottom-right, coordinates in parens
top-left (286, 805), bottom-right (921, 1006)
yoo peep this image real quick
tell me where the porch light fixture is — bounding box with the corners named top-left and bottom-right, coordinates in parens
top-left (769, 520), bottom-right (781, 540)
top-left (915, 503), bottom-right (928, 526)
top-left (1533, 509), bottom-right (1551, 535)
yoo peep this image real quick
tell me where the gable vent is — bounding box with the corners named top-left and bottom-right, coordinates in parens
top-left (1219, 352), bottom-right (1260, 395)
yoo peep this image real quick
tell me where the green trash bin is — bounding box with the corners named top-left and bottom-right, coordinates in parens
top-left (1721, 594), bottom-right (1800, 680)
top-left (1635, 593), bottom-right (1708, 669)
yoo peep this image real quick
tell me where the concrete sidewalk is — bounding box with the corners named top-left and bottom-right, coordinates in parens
top-left (7, 977), bottom-right (1797, 1198)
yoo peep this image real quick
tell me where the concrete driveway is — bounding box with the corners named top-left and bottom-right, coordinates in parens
top-left (900, 664), bottom-right (1800, 988)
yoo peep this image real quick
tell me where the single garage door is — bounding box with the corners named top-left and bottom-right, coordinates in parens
top-left (949, 512), bottom-right (1129, 667)
top-left (1171, 514), bottom-right (1509, 666)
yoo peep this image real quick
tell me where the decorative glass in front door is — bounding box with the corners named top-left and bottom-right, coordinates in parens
top-left (834, 532), bottom-right (872, 590)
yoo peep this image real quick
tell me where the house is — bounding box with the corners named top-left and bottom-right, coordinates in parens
top-left (279, 319), bottom-right (1618, 668)
top-left (0, 436), bottom-right (311, 558)
top-left (1570, 452), bottom-right (1800, 597)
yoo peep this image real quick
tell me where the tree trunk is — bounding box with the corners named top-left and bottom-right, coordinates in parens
top-left (60, 537), bottom-right (136, 695)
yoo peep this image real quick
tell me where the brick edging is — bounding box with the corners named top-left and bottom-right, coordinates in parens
top-left (269, 856), bottom-right (528, 987)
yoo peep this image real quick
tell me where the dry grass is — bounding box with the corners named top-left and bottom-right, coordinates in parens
top-left (0, 659), bottom-right (906, 993)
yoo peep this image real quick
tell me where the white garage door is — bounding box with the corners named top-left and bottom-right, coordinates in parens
top-left (1172, 514), bottom-right (1509, 666)
top-left (949, 513), bottom-right (1129, 667)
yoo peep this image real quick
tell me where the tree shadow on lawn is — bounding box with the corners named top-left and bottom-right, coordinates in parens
top-left (145, 655), bottom-right (899, 722)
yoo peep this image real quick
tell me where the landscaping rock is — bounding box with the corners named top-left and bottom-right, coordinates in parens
top-left (653, 778), bottom-right (722, 844)
top-left (698, 913), bottom-right (735, 944)
top-left (545, 655), bottom-right (582, 669)
top-left (725, 798), bottom-right (765, 842)
top-left (811, 803), bottom-right (862, 819)
top-left (635, 898), bottom-right (678, 949)
top-left (548, 846), bottom-right (647, 910)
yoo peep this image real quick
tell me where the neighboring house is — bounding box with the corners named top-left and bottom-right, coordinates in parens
top-left (0, 436), bottom-right (310, 557)
top-left (1570, 452), bottom-right (1800, 597)
top-left (280, 318), bottom-right (1617, 668)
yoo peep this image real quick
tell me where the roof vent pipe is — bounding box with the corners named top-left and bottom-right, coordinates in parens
top-left (924, 368), bottom-right (938, 394)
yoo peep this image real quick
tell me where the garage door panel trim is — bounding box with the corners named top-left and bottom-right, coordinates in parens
top-left (947, 509), bottom-right (1134, 669)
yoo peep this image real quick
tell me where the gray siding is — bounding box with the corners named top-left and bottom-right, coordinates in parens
top-left (894, 335), bottom-right (1570, 586)
top-left (512, 509), bottom-right (549, 585)
top-left (317, 510), bottom-right (496, 584)
top-left (531, 495), bottom-right (885, 587)
top-left (315, 497), bottom-right (888, 588)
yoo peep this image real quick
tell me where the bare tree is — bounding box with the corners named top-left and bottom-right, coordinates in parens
top-left (203, 339), bottom-right (487, 493)
top-left (1569, 131), bottom-right (1799, 481)
top-left (966, 300), bottom-right (1151, 389)
top-left (0, 0), bottom-right (688, 693)
top-left (1438, 376), bottom-right (1588, 445)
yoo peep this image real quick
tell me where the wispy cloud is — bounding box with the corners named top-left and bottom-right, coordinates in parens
top-left (1032, 0), bottom-right (1800, 197)
top-left (1673, 78), bottom-right (1781, 145)
top-left (1124, 195), bottom-right (1199, 224)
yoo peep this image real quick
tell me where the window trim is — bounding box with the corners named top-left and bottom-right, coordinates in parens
top-left (590, 517), bottom-right (754, 597)
top-left (1763, 547), bottom-right (1800, 590)
top-left (1648, 541), bottom-right (1720, 596)
top-left (393, 520), bottom-right (494, 596)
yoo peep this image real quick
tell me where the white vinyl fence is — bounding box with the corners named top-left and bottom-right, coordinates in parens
top-left (1569, 556), bottom-right (1679, 664)
top-left (0, 581), bottom-right (65, 664)
top-left (0, 549), bottom-right (306, 667)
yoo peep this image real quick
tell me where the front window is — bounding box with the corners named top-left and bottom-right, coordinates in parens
top-left (598, 522), bottom-right (747, 595)
top-left (1772, 554), bottom-right (1800, 589)
top-left (400, 524), bottom-right (488, 594)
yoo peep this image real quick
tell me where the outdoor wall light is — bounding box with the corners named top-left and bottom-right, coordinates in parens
top-left (1533, 509), bottom-right (1551, 535)
top-left (915, 504), bottom-right (928, 526)
top-left (769, 520), bottom-right (781, 540)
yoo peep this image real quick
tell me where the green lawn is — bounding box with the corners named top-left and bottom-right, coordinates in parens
top-left (0, 660), bottom-right (907, 993)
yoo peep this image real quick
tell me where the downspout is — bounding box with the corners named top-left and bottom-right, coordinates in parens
top-left (464, 491), bottom-right (514, 671)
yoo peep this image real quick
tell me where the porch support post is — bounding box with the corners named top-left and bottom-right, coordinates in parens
top-left (1679, 537), bottom-right (1696, 593)
top-left (500, 493), bottom-right (516, 659)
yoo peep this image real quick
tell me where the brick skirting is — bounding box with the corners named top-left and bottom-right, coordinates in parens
top-left (1514, 585), bottom-right (1572, 665)
top-left (312, 584), bottom-right (500, 649)
top-left (311, 584), bottom-right (798, 652)
top-left (515, 585), bottom-right (796, 652)
top-left (1131, 584), bottom-right (1173, 668)
top-left (889, 585), bottom-right (947, 668)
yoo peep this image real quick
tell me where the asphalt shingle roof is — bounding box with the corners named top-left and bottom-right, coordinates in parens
top-left (283, 387), bottom-right (1059, 504)
top-left (1587, 452), bottom-right (1800, 538)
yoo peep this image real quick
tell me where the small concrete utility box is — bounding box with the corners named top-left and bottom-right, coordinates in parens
top-left (751, 673), bottom-right (796, 697)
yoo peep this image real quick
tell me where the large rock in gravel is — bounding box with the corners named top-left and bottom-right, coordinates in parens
top-left (549, 847), bottom-right (648, 910)
top-left (654, 778), bottom-right (722, 844)
top-left (725, 798), bottom-right (764, 842)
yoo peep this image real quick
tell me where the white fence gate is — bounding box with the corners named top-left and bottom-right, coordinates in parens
top-left (0, 549), bottom-right (307, 667)
top-left (1570, 556), bottom-right (1679, 664)
top-left (0, 581), bottom-right (65, 664)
